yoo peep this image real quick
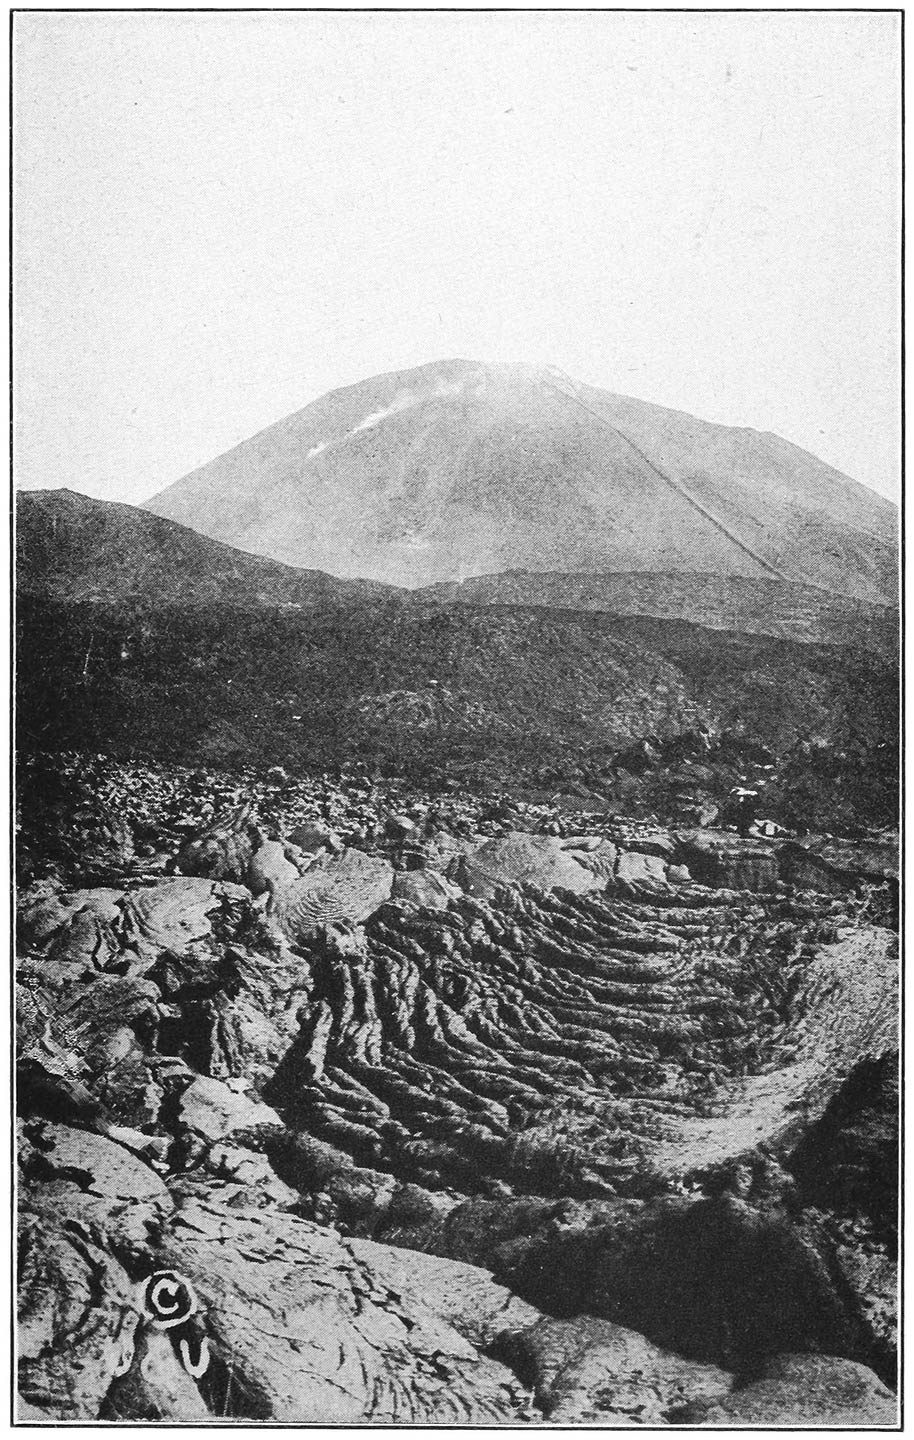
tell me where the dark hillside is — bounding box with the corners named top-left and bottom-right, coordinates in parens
top-left (16, 594), bottom-right (897, 831)
top-left (425, 571), bottom-right (898, 655)
top-left (16, 488), bottom-right (393, 607)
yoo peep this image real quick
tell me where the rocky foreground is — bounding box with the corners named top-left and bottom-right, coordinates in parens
top-left (17, 762), bottom-right (899, 1424)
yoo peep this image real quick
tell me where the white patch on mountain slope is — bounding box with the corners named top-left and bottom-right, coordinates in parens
top-left (300, 377), bottom-right (474, 472)
top-left (353, 378), bottom-right (467, 435)
top-left (302, 375), bottom-right (471, 471)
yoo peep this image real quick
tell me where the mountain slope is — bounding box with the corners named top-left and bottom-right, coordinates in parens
top-left (16, 488), bottom-right (393, 607)
top-left (144, 360), bottom-right (897, 601)
top-left (426, 571), bottom-right (898, 655)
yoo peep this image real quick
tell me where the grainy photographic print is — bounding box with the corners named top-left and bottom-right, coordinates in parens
top-left (12, 8), bottom-right (902, 1430)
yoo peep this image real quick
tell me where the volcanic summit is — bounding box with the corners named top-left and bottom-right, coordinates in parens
top-left (145, 359), bottom-right (897, 600)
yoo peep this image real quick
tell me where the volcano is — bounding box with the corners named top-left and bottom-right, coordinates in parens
top-left (144, 360), bottom-right (896, 601)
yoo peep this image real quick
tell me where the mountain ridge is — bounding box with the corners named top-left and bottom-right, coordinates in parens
top-left (17, 487), bottom-right (897, 653)
top-left (426, 568), bottom-right (898, 654)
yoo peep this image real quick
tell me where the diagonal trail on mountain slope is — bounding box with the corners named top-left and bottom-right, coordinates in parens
top-left (539, 371), bottom-right (790, 582)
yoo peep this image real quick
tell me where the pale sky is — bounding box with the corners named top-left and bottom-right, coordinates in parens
top-left (13, 10), bottom-right (901, 505)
